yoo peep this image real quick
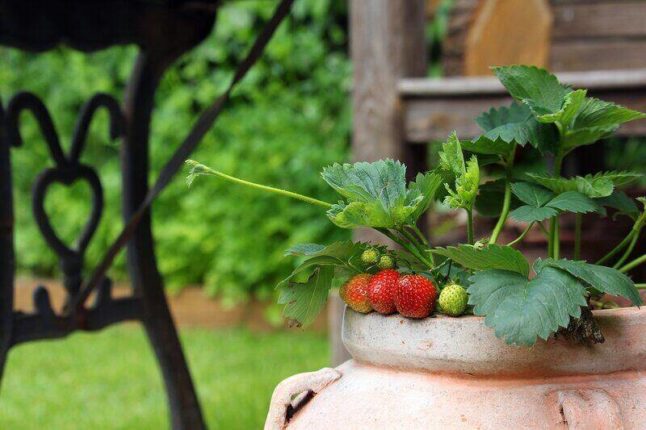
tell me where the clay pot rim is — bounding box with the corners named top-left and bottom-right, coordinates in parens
top-left (342, 306), bottom-right (646, 377)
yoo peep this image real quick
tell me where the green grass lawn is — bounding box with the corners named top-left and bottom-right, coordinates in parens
top-left (0, 326), bottom-right (329, 429)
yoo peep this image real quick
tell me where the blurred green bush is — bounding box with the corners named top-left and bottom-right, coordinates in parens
top-left (0, 0), bottom-right (350, 301)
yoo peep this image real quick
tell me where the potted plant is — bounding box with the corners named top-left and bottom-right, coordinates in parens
top-left (187, 66), bottom-right (646, 429)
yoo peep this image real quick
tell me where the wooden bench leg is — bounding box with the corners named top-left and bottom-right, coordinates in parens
top-left (122, 55), bottom-right (206, 430)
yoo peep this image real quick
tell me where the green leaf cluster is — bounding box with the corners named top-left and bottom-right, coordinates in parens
top-left (322, 160), bottom-right (442, 229)
top-left (439, 133), bottom-right (480, 211)
top-left (277, 241), bottom-right (365, 326)
top-left (493, 65), bottom-right (646, 156)
top-left (468, 257), bottom-right (642, 346)
top-left (509, 182), bottom-right (602, 222)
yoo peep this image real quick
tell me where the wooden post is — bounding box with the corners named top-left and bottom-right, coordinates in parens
top-left (328, 0), bottom-right (429, 367)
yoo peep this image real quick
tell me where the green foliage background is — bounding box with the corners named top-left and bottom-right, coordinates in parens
top-left (0, 0), bottom-right (350, 301)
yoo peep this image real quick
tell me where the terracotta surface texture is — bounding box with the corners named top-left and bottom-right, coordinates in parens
top-left (267, 307), bottom-right (646, 429)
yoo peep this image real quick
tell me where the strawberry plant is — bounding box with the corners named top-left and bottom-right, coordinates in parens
top-left (187, 65), bottom-right (646, 347)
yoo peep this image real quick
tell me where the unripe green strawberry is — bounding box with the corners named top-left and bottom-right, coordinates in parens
top-left (340, 274), bottom-right (373, 313)
top-left (438, 284), bottom-right (468, 316)
top-left (361, 248), bottom-right (380, 265)
top-left (377, 254), bottom-right (395, 269)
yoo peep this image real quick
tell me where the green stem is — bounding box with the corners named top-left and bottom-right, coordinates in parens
top-left (507, 222), bottom-right (534, 247)
top-left (377, 228), bottom-right (433, 269)
top-left (409, 224), bottom-right (429, 246)
top-left (466, 209), bottom-right (474, 245)
top-left (635, 283), bottom-right (646, 289)
top-left (489, 146), bottom-right (516, 245)
top-left (537, 222), bottom-right (550, 238)
top-left (614, 222), bottom-right (644, 269)
top-left (548, 153), bottom-right (564, 259)
top-left (489, 180), bottom-right (511, 244)
top-left (596, 230), bottom-right (635, 265)
top-left (398, 228), bottom-right (435, 268)
top-left (619, 254), bottom-right (646, 274)
top-left (574, 213), bottom-right (582, 260)
top-left (186, 160), bottom-right (332, 208)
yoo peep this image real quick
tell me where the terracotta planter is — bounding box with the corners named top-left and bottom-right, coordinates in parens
top-left (266, 307), bottom-right (646, 429)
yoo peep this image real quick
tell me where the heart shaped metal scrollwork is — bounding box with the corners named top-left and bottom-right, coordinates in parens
top-left (6, 92), bottom-right (124, 296)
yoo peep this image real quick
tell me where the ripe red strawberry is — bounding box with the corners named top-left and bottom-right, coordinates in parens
top-left (368, 269), bottom-right (400, 315)
top-left (395, 275), bottom-right (438, 319)
top-left (340, 274), bottom-right (373, 313)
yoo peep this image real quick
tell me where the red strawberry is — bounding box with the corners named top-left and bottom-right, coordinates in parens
top-left (368, 269), bottom-right (400, 315)
top-left (395, 275), bottom-right (438, 319)
top-left (340, 274), bottom-right (373, 313)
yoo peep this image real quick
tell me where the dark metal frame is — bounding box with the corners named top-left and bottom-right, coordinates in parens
top-left (0, 1), bottom-right (224, 428)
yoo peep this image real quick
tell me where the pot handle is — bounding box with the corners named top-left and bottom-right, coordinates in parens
top-left (558, 389), bottom-right (624, 430)
top-left (265, 367), bottom-right (342, 430)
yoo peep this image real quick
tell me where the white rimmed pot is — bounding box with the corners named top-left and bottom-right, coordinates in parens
top-left (266, 307), bottom-right (646, 430)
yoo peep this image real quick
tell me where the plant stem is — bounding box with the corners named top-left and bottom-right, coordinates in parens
top-left (489, 146), bottom-right (516, 245)
top-left (596, 229), bottom-right (635, 265)
top-left (377, 228), bottom-right (433, 269)
top-left (410, 224), bottom-right (429, 246)
top-left (489, 180), bottom-right (511, 244)
top-left (186, 160), bottom-right (332, 209)
top-left (613, 217), bottom-right (645, 269)
top-left (548, 153), bottom-right (564, 259)
top-left (619, 254), bottom-right (646, 274)
top-left (466, 209), bottom-right (474, 245)
top-left (398, 228), bottom-right (435, 268)
top-left (507, 222), bottom-right (534, 247)
top-left (574, 213), bottom-right (582, 260)
top-left (635, 283), bottom-right (646, 289)
top-left (537, 222), bottom-right (550, 238)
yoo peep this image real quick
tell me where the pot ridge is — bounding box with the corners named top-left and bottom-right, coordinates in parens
top-left (342, 307), bottom-right (646, 377)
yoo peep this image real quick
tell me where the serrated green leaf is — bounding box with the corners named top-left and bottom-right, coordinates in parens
top-left (493, 65), bottom-right (570, 117)
top-left (535, 258), bottom-right (642, 306)
top-left (537, 89), bottom-right (587, 125)
top-left (596, 191), bottom-right (639, 218)
top-left (510, 205), bottom-right (559, 223)
top-left (322, 160), bottom-right (435, 228)
top-left (511, 182), bottom-right (554, 206)
top-left (528, 171), bottom-right (642, 198)
top-left (468, 268), bottom-right (587, 346)
top-left (322, 159), bottom-right (407, 205)
top-left (439, 132), bottom-right (466, 176)
top-left (433, 244), bottom-right (529, 276)
top-left (462, 136), bottom-right (514, 155)
top-left (408, 171), bottom-right (443, 220)
top-left (444, 155), bottom-right (479, 210)
top-left (278, 265), bottom-right (334, 326)
top-left (572, 97), bottom-right (646, 130)
top-left (474, 102), bottom-right (556, 151)
top-left (546, 191), bottom-right (603, 214)
top-left (563, 98), bottom-right (646, 151)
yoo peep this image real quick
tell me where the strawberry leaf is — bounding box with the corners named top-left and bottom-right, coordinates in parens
top-left (468, 267), bottom-right (588, 346)
top-left (536, 89), bottom-right (587, 125)
top-left (322, 160), bottom-right (441, 228)
top-left (528, 171), bottom-right (642, 198)
top-left (493, 65), bottom-right (571, 117)
top-left (546, 191), bottom-right (603, 214)
top-left (432, 244), bottom-right (529, 277)
top-left (535, 258), bottom-right (642, 306)
top-left (277, 241), bottom-right (366, 326)
top-left (439, 133), bottom-right (480, 211)
top-left (563, 98), bottom-right (646, 152)
top-left (596, 191), bottom-right (640, 219)
top-left (511, 182), bottom-right (554, 207)
top-left (472, 102), bottom-right (556, 151)
top-left (278, 265), bottom-right (334, 326)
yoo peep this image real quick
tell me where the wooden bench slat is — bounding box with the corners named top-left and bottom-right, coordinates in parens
top-left (553, 2), bottom-right (646, 39)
